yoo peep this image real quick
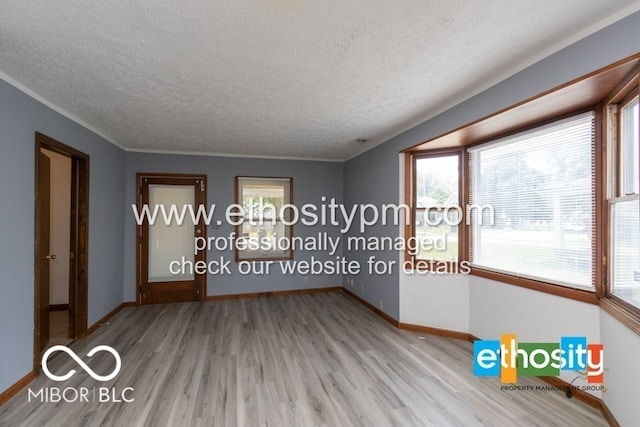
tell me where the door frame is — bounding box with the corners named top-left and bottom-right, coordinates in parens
top-left (34, 132), bottom-right (89, 371)
top-left (136, 173), bottom-right (207, 304)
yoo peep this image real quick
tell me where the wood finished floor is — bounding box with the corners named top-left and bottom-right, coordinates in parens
top-left (0, 292), bottom-right (607, 426)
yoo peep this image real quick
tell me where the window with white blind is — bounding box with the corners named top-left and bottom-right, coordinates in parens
top-left (469, 112), bottom-right (595, 289)
top-left (609, 94), bottom-right (639, 308)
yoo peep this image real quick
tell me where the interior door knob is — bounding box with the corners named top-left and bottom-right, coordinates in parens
top-left (42, 254), bottom-right (56, 260)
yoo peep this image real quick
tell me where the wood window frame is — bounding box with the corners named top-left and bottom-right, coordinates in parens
top-left (402, 53), bottom-right (640, 315)
top-left (404, 148), bottom-right (465, 272)
top-left (234, 176), bottom-right (294, 262)
top-left (601, 64), bottom-right (640, 331)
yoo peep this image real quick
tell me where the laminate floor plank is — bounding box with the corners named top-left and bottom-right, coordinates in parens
top-left (0, 292), bottom-right (608, 426)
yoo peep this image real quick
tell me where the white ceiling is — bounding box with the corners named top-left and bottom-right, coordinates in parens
top-left (1, 1), bottom-right (639, 161)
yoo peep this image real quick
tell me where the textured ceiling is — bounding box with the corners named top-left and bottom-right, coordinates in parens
top-left (1, 1), bottom-right (639, 161)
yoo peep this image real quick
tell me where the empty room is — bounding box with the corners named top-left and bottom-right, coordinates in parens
top-left (1, 1), bottom-right (639, 426)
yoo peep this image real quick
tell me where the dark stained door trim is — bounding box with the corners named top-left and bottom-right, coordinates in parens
top-left (34, 132), bottom-right (89, 371)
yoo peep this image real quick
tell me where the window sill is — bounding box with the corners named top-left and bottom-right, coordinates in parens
top-left (599, 297), bottom-right (640, 335)
top-left (470, 267), bottom-right (598, 305)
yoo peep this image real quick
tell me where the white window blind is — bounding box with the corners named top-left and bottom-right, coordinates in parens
top-left (469, 112), bottom-right (595, 289)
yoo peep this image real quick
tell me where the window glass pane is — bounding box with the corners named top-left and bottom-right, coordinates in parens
top-left (416, 156), bottom-right (458, 207)
top-left (469, 112), bottom-right (594, 288)
top-left (415, 208), bottom-right (459, 261)
top-left (236, 177), bottom-right (292, 260)
top-left (611, 95), bottom-right (640, 308)
top-left (240, 220), bottom-right (289, 258)
top-left (242, 182), bottom-right (286, 222)
top-left (415, 155), bottom-right (459, 261)
top-left (148, 184), bottom-right (195, 282)
top-left (611, 199), bottom-right (640, 308)
top-left (621, 97), bottom-right (639, 196)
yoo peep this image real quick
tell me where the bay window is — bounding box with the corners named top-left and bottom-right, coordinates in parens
top-left (403, 54), bottom-right (640, 316)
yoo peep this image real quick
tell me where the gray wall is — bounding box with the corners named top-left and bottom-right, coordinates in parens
top-left (0, 80), bottom-right (125, 392)
top-left (343, 11), bottom-right (640, 319)
top-left (123, 152), bottom-right (344, 301)
top-left (343, 141), bottom-right (402, 319)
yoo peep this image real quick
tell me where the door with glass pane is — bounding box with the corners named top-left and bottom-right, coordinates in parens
top-left (137, 174), bottom-right (206, 304)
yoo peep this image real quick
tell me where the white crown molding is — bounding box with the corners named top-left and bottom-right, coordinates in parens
top-left (125, 148), bottom-right (343, 163)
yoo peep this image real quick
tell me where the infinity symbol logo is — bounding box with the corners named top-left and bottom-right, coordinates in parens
top-left (42, 345), bottom-right (122, 382)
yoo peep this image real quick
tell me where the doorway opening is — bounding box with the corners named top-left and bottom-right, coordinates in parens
top-left (34, 132), bottom-right (89, 372)
top-left (41, 148), bottom-right (72, 347)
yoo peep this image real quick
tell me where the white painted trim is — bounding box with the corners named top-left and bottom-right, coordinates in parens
top-left (125, 147), bottom-right (343, 162)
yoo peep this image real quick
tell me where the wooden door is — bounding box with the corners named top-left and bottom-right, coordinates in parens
top-left (137, 174), bottom-right (207, 304)
top-left (35, 151), bottom-right (51, 358)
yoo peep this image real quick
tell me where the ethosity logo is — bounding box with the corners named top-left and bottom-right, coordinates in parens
top-left (473, 334), bottom-right (604, 383)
